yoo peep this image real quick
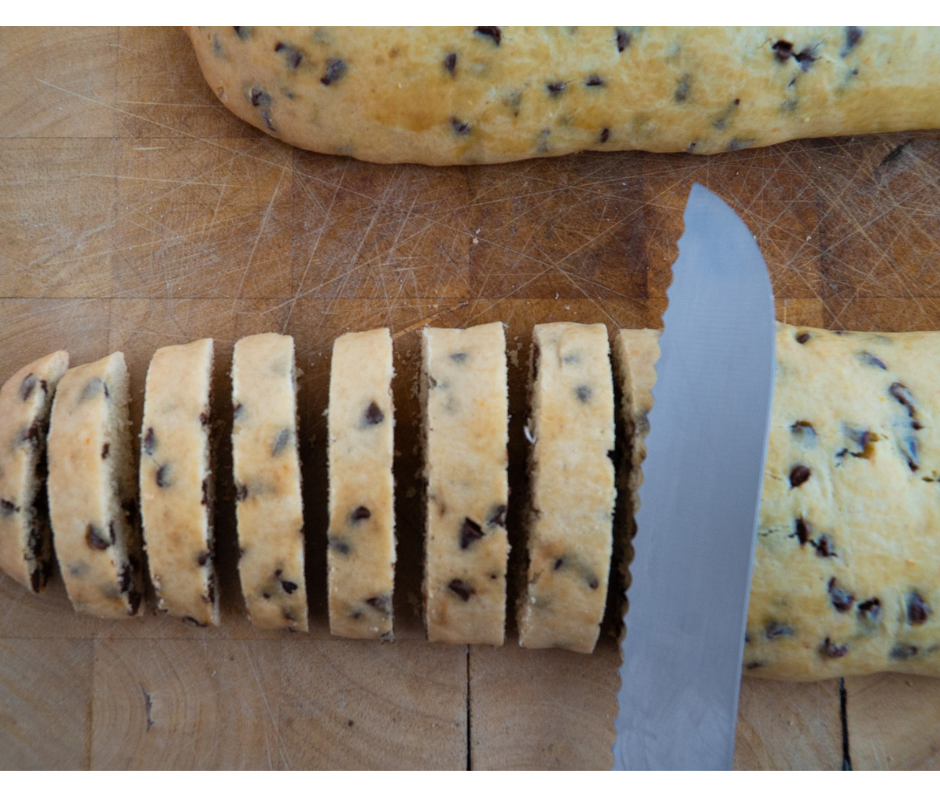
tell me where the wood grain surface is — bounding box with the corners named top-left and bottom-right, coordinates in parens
top-left (1, 26), bottom-right (940, 770)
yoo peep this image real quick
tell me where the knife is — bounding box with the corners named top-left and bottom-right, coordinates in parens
top-left (612, 183), bottom-right (776, 770)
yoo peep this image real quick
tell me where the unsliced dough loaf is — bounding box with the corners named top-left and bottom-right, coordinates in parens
top-left (617, 324), bottom-right (940, 680)
top-left (140, 339), bottom-right (218, 627)
top-left (328, 328), bottom-right (396, 641)
top-left (47, 352), bottom-right (145, 618)
top-left (186, 26), bottom-right (940, 165)
top-left (231, 334), bottom-right (308, 632)
top-left (0, 351), bottom-right (69, 593)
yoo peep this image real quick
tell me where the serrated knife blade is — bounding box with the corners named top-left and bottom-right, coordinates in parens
top-left (612, 183), bottom-right (776, 770)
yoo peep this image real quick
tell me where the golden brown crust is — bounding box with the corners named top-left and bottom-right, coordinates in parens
top-left (186, 26), bottom-right (940, 165)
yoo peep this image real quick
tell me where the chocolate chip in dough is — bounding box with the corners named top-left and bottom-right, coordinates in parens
top-left (575, 385), bottom-right (592, 403)
top-left (329, 536), bottom-right (351, 556)
top-left (821, 637), bottom-right (848, 658)
top-left (828, 577), bottom-right (854, 611)
top-left (249, 87), bottom-right (271, 107)
top-left (890, 644), bottom-right (918, 660)
top-left (843, 27), bottom-right (863, 56)
top-left (79, 378), bottom-right (104, 402)
top-left (488, 504), bottom-right (507, 527)
top-left (235, 483), bottom-right (249, 502)
top-left (351, 506), bottom-right (371, 523)
top-left (274, 42), bottom-right (303, 69)
top-left (197, 550), bottom-right (210, 567)
top-left (272, 428), bottom-right (292, 456)
top-left (366, 594), bottom-right (392, 616)
top-left (858, 597), bottom-right (881, 621)
top-left (815, 535), bottom-right (835, 558)
top-left (615, 27), bottom-right (631, 52)
top-left (85, 524), bottom-right (110, 551)
top-left (794, 517), bottom-right (811, 545)
top-left (546, 82), bottom-right (566, 95)
top-left (459, 517), bottom-right (484, 549)
top-left (155, 465), bottom-right (170, 488)
top-left (796, 332), bottom-right (811, 344)
top-left (889, 382), bottom-right (917, 418)
top-left (450, 352), bottom-right (468, 363)
top-left (362, 401), bottom-right (384, 426)
top-left (789, 465), bottom-right (811, 487)
top-left (101, 443), bottom-right (110, 460)
top-left (474, 27), bottom-right (501, 46)
top-left (281, 580), bottom-right (298, 594)
top-left (674, 76), bottom-right (690, 103)
top-left (233, 27), bottom-right (252, 40)
top-left (908, 591), bottom-right (931, 624)
top-left (585, 74), bottom-right (604, 87)
top-left (444, 53), bottom-right (457, 75)
top-left (765, 622), bottom-right (793, 639)
top-left (0, 499), bottom-right (18, 516)
top-left (448, 579), bottom-right (475, 601)
top-left (143, 427), bottom-right (156, 456)
top-left (772, 40), bottom-right (794, 61)
top-left (599, 128), bottom-right (610, 143)
top-left (320, 58), bottom-right (347, 86)
top-left (860, 351), bottom-right (887, 370)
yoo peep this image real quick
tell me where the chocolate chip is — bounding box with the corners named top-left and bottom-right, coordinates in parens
top-left (19, 374), bottom-right (37, 400)
top-left (283, 608), bottom-right (296, 621)
top-left (913, 420), bottom-right (924, 431)
top-left (553, 558), bottom-right (565, 570)
top-left (351, 506), bottom-right (371, 523)
top-left (329, 536), bottom-right (351, 555)
top-left (726, 139), bottom-right (754, 153)
top-left (821, 638), bottom-right (848, 658)
top-left (233, 26), bottom-right (251, 40)
top-left (575, 385), bottom-right (592, 403)
top-left (448, 579), bottom-right (474, 601)
top-left (890, 382), bottom-right (916, 418)
top-left (320, 58), bottom-right (346, 86)
top-left (599, 128), bottom-right (610, 143)
top-left (674, 76), bottom-right (690, 103)
top-left (261, 110), bottom-right (276, 132)
top-left (201, 478), bottom-right (209, 506)
top-left (488, 504), bottom-right (507, 527)
top-left (765, 622), bottom-right (793, 639)
top-left (249, 87), bottom-right (271, 107)
top-left (79, 378), bottom-right (104, 402)
top-left (101, 443), bottom-right (110, 460)
top-left (444, 53), bottom-right (457, 74)
top-left (796, 332), bottom-right (811, 344)
top-left (828, 578), bottom-right (854, 612)
top-left (0, 499), bottom-right (17, 516)
top-left (815, 535), bottom-right (834, 558)
top-left (86, 524), bottom-right (109, 550)
top-left (474, 26), bottom-right (501, 46)
top-left (363, 401), bottom-right (384, 426)
top-left (585, 75), bottom-right (604, 87)
top-left (155, 465), bottom-right (170, 489)
top-left (118, 562), bottom-right (132, 594)
top-left (199, 411), bottom-right (209, 427)
top-left (450, 352), bottom-right (468, 363)
top-left (791, 420), bottom-right (816, 439)
top-left (128, 588), bottom-right (142, 615)
top-left (772, 40), bottom-right (794, 61)
top-left (844, 27), bottom-right (863, 55)
top-left (459, 518), bottom-right (484, 549)
top-left (274, 42), bottom-right (303, 69)
top-left (233, 403), bottom-right (243, 420)
top-left (366, 594), bottom-right (392, 616)
top-left (143, 427), bottom-right (156, 456)
top-left (745, 661), bottom-right (764, 670)
top-left (588, 579), bottom-right (599, 590)
top-left (615, 27), bottom-right (631, 52)
top-left (182, 616), bottom-right (207, 627)
top-left (192, 550), bottom-right (209, 569)
top-left (450, 117), bottom-right (470, 135)
top-left (281, 580), bottom-right (298, 594)
top-left (546, 82), bottom-right (566, 95)
top-left (794, 517), bottom-right (810, 545)
top-left (235, 483), bottom-right (249, 502)
top-left (890, 644), bottom-right (918, 660)
top-left (858, 597), bottom-right (881, 620)
top-left (860, 351), bottom-right (886, 370)
top-left (789, 465), bottom-right (811, 487)
top-left (272, 428), bottom-right (291, 456)
top-left (795, 47), bottom-right (817, 70)
top-left (908, 591), bottom-right (931, 624)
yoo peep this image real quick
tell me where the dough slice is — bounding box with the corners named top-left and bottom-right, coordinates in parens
top-left (327, 328), bottom-right (396, 641)
top-left (48, 352), bottom-right (145, 618)
top-left (140, 338), bottom-right (218, 627)
top-left (422, 322), bottom-right (509, 646)
top-left (0, 351), bottom-right (70, 592)
top-left (231, 333), bottom-right (308, 632)
top-left (518, 323), bottom-right (615, 654)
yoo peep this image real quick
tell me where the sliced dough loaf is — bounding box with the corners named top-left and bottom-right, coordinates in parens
top-left (140, 338), bottom-right (218, 627)
top-left (0, 351), bottom-right (70, 592)
top-left (231, 333), bottom-right (308, 632)
top-left (47, 352), bottom-right (144, 617)
top-left (518, 323), bottom-right (616, 654)
top-left (327, 328), bottom-right (396, 641)
top-left (422, 322), bottom-right (509, 646)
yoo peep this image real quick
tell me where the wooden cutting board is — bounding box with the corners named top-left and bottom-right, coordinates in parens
top-left (1, 27), bottom-right (939, 770)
